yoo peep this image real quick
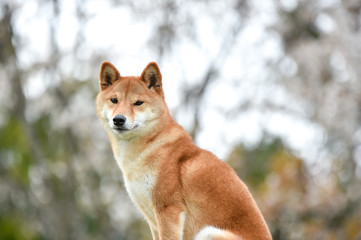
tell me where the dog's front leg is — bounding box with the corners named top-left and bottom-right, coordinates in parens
top-left (156, 206), bottom-right (186, 240)
top-left (150, 226), bottom-right (159, 240)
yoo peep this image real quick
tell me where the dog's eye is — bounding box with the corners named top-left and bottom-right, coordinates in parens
top-left (134, 101), bottom-right (144, 106)
top-left (110, 98), bottom-right (118, 104)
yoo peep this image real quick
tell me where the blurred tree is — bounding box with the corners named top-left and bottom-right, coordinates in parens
top-left (261, 1), bottom-right (361, 238)
top-left (0, 0), bottom-right (360, 239)
top-left (0, 1), bottom-right (145, 239)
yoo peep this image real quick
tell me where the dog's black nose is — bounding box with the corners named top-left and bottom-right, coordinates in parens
top-left (113, 115), bottom-right (126, 127)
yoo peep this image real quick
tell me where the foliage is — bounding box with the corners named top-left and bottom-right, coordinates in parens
top-left (0, 0), bottom-right (360, 239)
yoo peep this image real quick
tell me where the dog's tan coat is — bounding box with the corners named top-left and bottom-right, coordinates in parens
top-left (96, 62), bottom-right (272, 240)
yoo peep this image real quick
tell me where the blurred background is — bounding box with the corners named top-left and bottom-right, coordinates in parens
top-left (0, 0), bottom-right (361, 239)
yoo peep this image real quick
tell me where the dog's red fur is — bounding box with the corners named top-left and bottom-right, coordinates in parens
top-left (96, 62), bottom-right (272, 240)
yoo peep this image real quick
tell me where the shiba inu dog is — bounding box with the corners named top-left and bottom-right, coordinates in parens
top-left (96, 62), bottom-right (272, 240)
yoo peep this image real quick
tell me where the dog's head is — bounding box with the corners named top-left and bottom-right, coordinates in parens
top-left (96, 62), bottom-right (167, 139)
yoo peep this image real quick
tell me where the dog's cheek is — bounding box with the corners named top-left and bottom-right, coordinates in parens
top-left (135, 109), bottom-right (155, 125)
top-left (147, 107), bottom-right (159, 121)
top-left (99, 105), bottom-right (112, 126)
top-left (134, 112), bottom-right (147, 126)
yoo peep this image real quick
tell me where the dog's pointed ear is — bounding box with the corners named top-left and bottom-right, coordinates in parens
top-left (140, 62), bottom-right (164, 98)
top-left (99, 62), bottom-right (121, 90)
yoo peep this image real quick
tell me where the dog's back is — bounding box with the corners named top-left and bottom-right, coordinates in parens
top-left (150, 126), bottom-right (271, 239)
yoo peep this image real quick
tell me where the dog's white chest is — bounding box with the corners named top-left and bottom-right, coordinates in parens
top-left (124, 173), bottom-right (154, 207)
top-left (115, 151), bottom-right (158, 227)
top-left (124, 171), bottom-right (158, 227)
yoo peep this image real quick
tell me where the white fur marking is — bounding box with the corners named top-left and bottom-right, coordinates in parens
top-left (125, 173), bottom-right (157, 224)
top-left (113, 140), bottom-right (158, 228)
top-left (194, 226), bottom-right (238, 240)
top-left (179, 212), bottom-right (187, 240)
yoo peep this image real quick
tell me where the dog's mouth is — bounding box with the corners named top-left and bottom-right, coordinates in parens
top-left (112, 125), bottom-right (137, 133)
top-left (113, 127), bottom-right (128, 132)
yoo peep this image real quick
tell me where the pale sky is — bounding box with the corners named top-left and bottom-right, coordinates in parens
top-left (10, 0), bottom-right (324, 162)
